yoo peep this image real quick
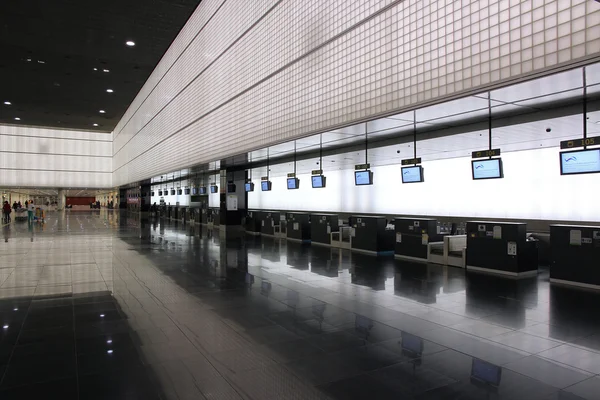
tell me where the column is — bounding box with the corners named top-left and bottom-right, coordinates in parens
top-left (57, 189), bottom-right (66, 211)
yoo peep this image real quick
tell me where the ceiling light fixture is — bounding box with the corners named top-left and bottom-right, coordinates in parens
top-left (126, 40), bottom-right (135, 47)
top-left (93, 68), bottom-right (98, 71)
top-left (99, 110), bottom-right (106, 114)
top-left (3, 101), bottom-right (11, 105)
top-left (106, 89), bottom-right (114, 93)
top-left (14, 117), bottom-right (21, 121)
top-left (93, 123), bottom-right (99, 127)
top-left (37, 60), bottom-right (45, 64)
top-left (103, 69), bottom-right (110, 73)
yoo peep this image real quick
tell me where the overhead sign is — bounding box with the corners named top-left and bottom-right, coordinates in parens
top-left (355, 163), bottom-right (370, 170)
top-left (311, 169), bottom-right (323, 175)
top-left (401, 157), bottom-right (421, 165)
top-left (560, 136), bottom-right (600, 149)
top-left (287, 173), bottom-right (296, 178)
top-left (261, 176), bottom-right (269, 181)
top-left (472, 148), bottom-right (501, 158)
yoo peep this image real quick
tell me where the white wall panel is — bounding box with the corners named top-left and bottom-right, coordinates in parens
top-left (0, 125), bottom-right (112, 188)
top-left (113, 0), bottom-right (600, 187)
top-left (248, 147), bottom-right (600, 223)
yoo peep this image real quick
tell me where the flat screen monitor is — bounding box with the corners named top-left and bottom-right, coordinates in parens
top-left (287, 177), bottom-right (299, 190)
top-left (184, 188), bottom-right (190, 195)
top-left (311, 175), bottom-right (326, 188)
top-left (199, 187), bottom-right (207, 195)
top-left (227, 183), bottom-right (236, 193)
top-left (355, 170), bottom-right (373, 186)
top-left (170, 189), bottom-right (176, 195)
top-left (210, 185), bottom-right (218, 193)
top-left (472, 158), bottom-right (503, 180)
top-left (560, 149), bottom-right (600, 175)
top-left (151, 191), bottom-right (155, 196)
top-left (261, 181), bottom-right (272, 191)
top-left (158, 191), bottom-right (163, 196)
top-left (192, 188), bottom-right (198, 195)
top-left (471, 359), bottom-right (502, 387)
top-left (401, 165), bottom-right (424, 183)
top-left (177, 189), bottom-right (182, 195)
top-left (245, 182), bottom-right (254, 192)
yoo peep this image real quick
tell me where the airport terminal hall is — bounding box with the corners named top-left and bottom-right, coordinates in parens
top-left (4, 0), bottom-right (600, 399)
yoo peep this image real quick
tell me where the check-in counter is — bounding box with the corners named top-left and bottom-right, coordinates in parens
top-left (350, 215), bottom-right (395, 255)
top-left (394, 217), bottom-right (442, 262)
top-left (189, 207), bottom-right (200, 223)
top-left (245, 210), bottom-right (262, 235)
top-left (286, 213), bottom-right (311, 242)
top-left (261, 211), bottom-right (280, 236)
top-left (466, 221), bottom-right (538, 278)
top-left (167, 206), bottom-right (174, 219)
top-left (200, 207), bottom-right (208, 224)
top-left (311, 214), bottom-right (339, 246)
top-left (550, 224), bottom-right (600, 290)
top-left (209, 207), bottom-right (220, 226)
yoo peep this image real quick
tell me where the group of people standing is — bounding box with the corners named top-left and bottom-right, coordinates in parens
top-left (2, 200), bottom-right (37, 224)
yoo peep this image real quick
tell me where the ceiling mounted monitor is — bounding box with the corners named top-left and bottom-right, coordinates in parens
top-left (191, 188), bottom-right (198, 195)
top-left (472, 159), bottom-right (503, 180)
top-left (151, 191), bottom-right (155, 196)
top-left (401, 166), bottom-right (424, 183)
top-left (287, 178), bottom-right (299, 190)
top-left (261, 181), bottom-right (272, 191)
top-left (245, 182), bottom-right (255, 192)
top-left (210, 185), bottom-right (218, 193)
top-left (199, 187), bottom-right (207, 195)
top-left (354, 170), bottom-right (373, 186)
top-left (560, 149), bottom-right (600, 175)
top-left (227, 183), bottom-right (236, 193)
top-left (177, 189), bottom-right (182, 195)
top-left (311, 175), bottom-right (326, 188)
top-left (158, 191), bottom-right (162, 196)
top-left (184, 188), bottom-right (190, 195)
top-left (170, 189), bottom-right (176, 195)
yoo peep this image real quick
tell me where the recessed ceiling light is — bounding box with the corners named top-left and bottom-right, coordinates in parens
top-left (99, 110), bottom-right (106, 114)
top-left (26, 58), bottom-right (32, 62)
top-left (3, 101), bottom-right (11, 105)
top-left (37, 60), bottom-right (45, 64)
top-left (93, 123), bottom-right (99, 127)
top-left (14, 117), bottom-right (21, 121)
top-left (103, 69), bottom-right (110, 73)
top-left (126, 40), bottom-right (135, 47)
top-left (106, 89), bottom-right (114, 93)
top-left (93, 68), bottom-right (98, 71)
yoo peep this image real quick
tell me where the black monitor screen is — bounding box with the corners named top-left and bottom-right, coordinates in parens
top-left (472, 159), bottom-right (503, 180)
top-left (192, 188), bottom-right (198, 195)
top-left (177, 189), bottom-right (182, 195)
top-left (261, 181), bottom-right (271, 191)
top-left (355, 170), bottom-right (373, 185)
top-left (199, 187), bottom-right (207, 195)
top-left (151, 191), bottom-right (155, 196)
top-left (471, 359), bottom-right (502, 387)
top-left (158, 191), bottom-right (163, 196)
top-left (170, 189), bottom-right (176, 195)
top-left (245, 182), bottom-right (254, 192)
top-left (287, 178), bottom-right (299, 190)
top-left (560, 149), bottom-right (600, 175)
top-left (401, 166), bottom-right (424, 183)
top-left (210, 185), bottom-right (218, 193)
top-left (227, 183), bottom-right (236, 193)
top-left (311, 175), bottom-right (326, 188)
top-left (184, 188), bottom-right (190, 195)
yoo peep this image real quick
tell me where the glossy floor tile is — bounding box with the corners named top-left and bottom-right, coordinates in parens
top-left (0, 210), bottom-right (599, 399)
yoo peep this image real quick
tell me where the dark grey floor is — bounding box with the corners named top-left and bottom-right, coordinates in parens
top-left (1, 211), bottom-right (600, 399)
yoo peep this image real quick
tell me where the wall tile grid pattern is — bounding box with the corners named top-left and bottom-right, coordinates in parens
top-left (0, 125), bottom-right (112, 188)
top-left (108, 0), bottom-right (600, 187)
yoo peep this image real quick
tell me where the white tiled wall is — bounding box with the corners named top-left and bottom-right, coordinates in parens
top-left (113, 0), bottom-right (600, 187)
top-left (0, 125), bottom-right (112, 188)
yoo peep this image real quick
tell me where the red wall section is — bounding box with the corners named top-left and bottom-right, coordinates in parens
top-left (65, 197), bottom-right (96, 206)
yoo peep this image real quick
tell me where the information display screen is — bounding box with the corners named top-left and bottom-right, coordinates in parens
top-left (560, 149), bottom-right (600, 175)
top-left (287, 178), bottom-right (299, 189)
top-left (184, 188), bottom-right (190, 195)
top-left (177, 189), bottom-right (182, 195)
top-left (401, 166), bottom-right (423, 183)
top-left (244, 183), bottom-right (254, 192)
top-left (472, 159), bottom-right (503, 180)
top-left (227, 183), bottom-right (236, 193)
top-left (261, 181), bottom-right (272, 191)
top-left (311, 175), bottom-right (326, 188)
top-left (192, 188), bottom-right (198, 195)
top-left (355, 170), bottom-right (373, 186)
top-left (199, 187), bottom-right (207, 195)
top-left (471, 359), bottom-right (502, 387)
top-left (210, 185), bottom-right (218, 193)
top-left (170, 189), bottom-right (176, 195)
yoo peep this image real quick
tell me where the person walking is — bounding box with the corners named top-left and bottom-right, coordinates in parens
top-left (27, 200), bottom-right (35, 224)
top-left (2, 201), bottom-right (11, 224)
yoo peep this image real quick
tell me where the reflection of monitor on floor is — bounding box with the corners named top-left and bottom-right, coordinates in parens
top-left (470, 358), bottom-right (502, 390)
top-left (401, 332), bottom-right (423, 355)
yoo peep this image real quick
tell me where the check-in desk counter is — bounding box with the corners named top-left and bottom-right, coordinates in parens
top-left (181, 207), bottom-right (189, 223)
top-left (350, 216), bottom-right (395, 255)
top-left (245, 210), bottom-right (262, 235)
top-left (311, 214), bottom-right (339, 246)
top-left (394, 218), bottom-right (442, 262)
top-left (189, 207), bottom-right (200, 223)
top-left (550, 224), bottom-right (600, 290)
top-left (208, 207), bottom-right (220, 227)
top-left (167, 206), bottom-right (173, 219)
top-left (200, 208), bottom-right (209, 224)
top-left (261, 211), bottom-right (280, 236)
top-left (286, 213), bottom-right (311, 242)
top-left (466, 221), bottom-right (538, 278)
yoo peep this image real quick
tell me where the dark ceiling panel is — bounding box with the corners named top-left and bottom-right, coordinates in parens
top-left (0, 0), bottom-right (201, 132)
